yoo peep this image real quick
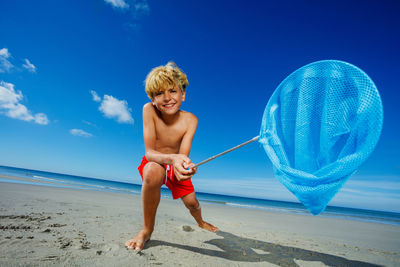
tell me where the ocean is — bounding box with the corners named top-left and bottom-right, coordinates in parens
top-left (1, 165), bottom-right (399, 226)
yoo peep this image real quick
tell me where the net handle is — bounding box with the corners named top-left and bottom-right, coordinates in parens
top-left (190, 136), bottom-right (259, 169)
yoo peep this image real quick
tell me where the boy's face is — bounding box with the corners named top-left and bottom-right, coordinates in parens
top-left (152, 84), bottom-right (185, 116)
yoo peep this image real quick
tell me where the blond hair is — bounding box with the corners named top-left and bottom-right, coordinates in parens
top-left (144, 62), bottom-right (189, 99)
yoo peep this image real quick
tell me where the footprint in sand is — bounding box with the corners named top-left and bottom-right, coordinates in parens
top-left (58, 237), bottom-right (72, 249)
top-left (182, 225), bottom-right (194, 232)
top-left (96, 243), bottom-right (120, 255)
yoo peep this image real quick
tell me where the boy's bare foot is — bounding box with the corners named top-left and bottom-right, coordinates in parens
top-left (125, 229), bottom-right (152, 251)
top-left (198, 221), bottom-right (219, 232)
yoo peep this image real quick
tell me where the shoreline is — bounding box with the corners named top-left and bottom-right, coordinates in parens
top-left (0, 182), bottom-right (399, 266)
top-left (1, 173), bottom-right (399, 227)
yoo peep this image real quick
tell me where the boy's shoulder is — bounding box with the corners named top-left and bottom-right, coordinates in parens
top-left (143, 102), bottom-right (154, 112)
top-left (180, 110), bottom-right (198, 126)
top-left (142, 102), bottom-right (198, 125)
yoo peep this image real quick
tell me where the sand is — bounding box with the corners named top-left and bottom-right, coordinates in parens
top-left (0, 180), bottom-right (399, 266)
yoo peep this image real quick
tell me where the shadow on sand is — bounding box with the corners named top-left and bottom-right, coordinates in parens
top-left (147, 231), bottom-right (380, 267)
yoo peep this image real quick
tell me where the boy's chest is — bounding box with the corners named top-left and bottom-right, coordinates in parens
top-left (154, 121), bottom-right (186, 148)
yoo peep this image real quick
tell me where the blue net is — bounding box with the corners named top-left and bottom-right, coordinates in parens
top-left (259, 60), bottom-right (383, 215)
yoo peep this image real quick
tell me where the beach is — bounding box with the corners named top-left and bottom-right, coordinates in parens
top-left (0, 181), bottom-right (399, 267)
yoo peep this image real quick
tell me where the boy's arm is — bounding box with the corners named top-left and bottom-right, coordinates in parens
top-left (179, 114), bottom-right (198, 156)
top-left (178, 114), bottom-right (198, 175)
top-left (142, 103), bottom-right (193, 180)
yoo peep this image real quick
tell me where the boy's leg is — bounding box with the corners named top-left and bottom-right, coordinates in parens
top-left (125, 162), bottom-right (165, 251)
top-left (181, 192), bottom-right (219, 232)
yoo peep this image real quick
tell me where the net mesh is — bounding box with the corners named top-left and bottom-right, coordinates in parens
top-left (259, 60), bottom-right (383, 215)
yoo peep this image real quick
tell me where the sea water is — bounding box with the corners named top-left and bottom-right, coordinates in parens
top-left (1, 165), bottom-right (399, 226)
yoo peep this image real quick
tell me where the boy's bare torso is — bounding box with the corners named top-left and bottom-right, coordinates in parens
top-left (144, 103), bottom-right (196, 155)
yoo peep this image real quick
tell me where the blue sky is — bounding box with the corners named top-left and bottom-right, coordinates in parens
top-left (1, 0), bottom-right (399, 212)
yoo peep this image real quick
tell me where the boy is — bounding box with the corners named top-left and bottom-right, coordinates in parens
top-left (125, 62), bottom-right (218, 251)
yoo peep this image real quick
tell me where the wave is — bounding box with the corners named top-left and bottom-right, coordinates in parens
top-left (201, 200), bottom-right (227, 205)
top-left (31, 175), bottom-right (140, 195)
top-left (33, 175), bottom-right (60, 182)
top-left (225, 202), bottom-right (307, 214)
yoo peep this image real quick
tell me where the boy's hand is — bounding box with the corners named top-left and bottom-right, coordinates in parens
top-left (172, 154), bottom-right (196, 181)
top-left (184, 162), bottom-right (197, 176)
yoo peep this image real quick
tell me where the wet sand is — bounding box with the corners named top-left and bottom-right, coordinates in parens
top-left (0, 181), bottom-right (399, 266)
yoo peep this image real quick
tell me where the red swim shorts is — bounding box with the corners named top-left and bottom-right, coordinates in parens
top-left (138, 156), bottom-right (194, 199)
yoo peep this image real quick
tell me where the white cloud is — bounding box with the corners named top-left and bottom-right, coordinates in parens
top-left (82, 120), bottom-right (98, 128)
top-left (34, 113), bottom-right (49, 125)
top-left (104, 0), bottom-right (129, 9)
top-left (0, 81), bottom-right (49, 125)
top-left (105, 0), bottom-right (150, 19)
top-left (70, 129), bottom-right (93, 138)
top-left (0, 48), bottom-right (14, 73)
top-left (91, 90), bottom-right (133, 124)
top-left (0, 48), bottom-right (9, 57)
top-left (90, 90), bottom-right (101, 102)
top-left (133, 1), bottom-right (150, 15)
top-left (22, 58), bottom-right (36, 73)
top-left (99, 94), bottom-right (134, 124)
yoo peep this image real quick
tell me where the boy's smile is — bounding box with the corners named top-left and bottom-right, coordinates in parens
top-left (152, 85), bottom-right (185, 116)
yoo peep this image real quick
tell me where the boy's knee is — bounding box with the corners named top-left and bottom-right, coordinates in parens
top-left (185, 201), bottom-right (201, 211)
top-left (143, 162), bottom-right (164, 187)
